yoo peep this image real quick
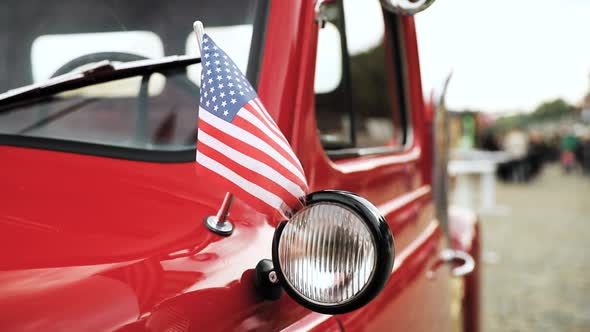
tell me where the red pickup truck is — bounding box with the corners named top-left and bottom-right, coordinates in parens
top-left (0, 0), bottom-right (480, 331)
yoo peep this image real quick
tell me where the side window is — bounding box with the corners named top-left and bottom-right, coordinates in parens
top-left (314, 0), bottom-right (408, 155)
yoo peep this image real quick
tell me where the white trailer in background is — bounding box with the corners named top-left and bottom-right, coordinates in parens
top-left (449, 149), bottom-right (510, 214)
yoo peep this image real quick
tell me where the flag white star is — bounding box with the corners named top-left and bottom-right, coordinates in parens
top-left (221, 101), bottom-right (227, 107)
top-left (231, 98), bottom-right (237, 104)
top-left (223, 110), bottom-right (229, 116)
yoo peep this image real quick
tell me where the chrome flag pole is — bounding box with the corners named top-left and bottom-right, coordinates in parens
top-left (194, 20), bottom-right (235, 236)
top-left (193, 21), bottom-right (205, 53)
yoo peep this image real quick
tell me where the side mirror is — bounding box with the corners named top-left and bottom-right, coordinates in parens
top-left (265, 190), bottom-right (395, 314)
top-left (380, 0), bottom-right (436, 15)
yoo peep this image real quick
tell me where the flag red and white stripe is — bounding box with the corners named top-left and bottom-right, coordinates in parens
top-left (197, 99), bottom-right (308, 217)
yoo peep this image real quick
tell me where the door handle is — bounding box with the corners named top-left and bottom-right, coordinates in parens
top-left (440, 249), bottom-right (475, 277)
top-left (428, 249), bottom-right (475, 279)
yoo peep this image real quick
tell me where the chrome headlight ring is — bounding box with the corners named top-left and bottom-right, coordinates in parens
top-left (271, 190), bottom-right (395, 314)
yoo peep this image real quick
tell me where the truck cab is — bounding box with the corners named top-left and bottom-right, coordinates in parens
top-left (0, 0), bottom-right (480, 331)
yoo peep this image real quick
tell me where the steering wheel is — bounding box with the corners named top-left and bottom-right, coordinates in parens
top-left (50, 52), bottom-right (200, 145)
top-left (50, 52), bottom-right (149, 77)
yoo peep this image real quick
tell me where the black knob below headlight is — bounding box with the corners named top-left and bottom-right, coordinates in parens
top-left (271, 190), bottom-right (395, 314)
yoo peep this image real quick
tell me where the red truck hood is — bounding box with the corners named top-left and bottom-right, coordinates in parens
top-left (0, 146), bottom-right (289, 331)
top-left (0, 145), bottom-right (269, 269)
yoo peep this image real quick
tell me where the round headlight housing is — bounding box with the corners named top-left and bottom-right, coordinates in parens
top-left (272, 190), bottom-right (394, 314)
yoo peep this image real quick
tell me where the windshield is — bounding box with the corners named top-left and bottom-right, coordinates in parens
top-left (0, 0), bottom-right (268, 161)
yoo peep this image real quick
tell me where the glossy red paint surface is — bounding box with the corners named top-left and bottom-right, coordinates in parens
top-left (0, 147), bottom-right (317, 331)
top-left (289, 9), bottom-right (460, 330)
top-left (0, 0), bottom-right (480, 331)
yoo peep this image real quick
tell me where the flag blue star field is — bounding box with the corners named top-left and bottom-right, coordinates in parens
top-left (195, 33), bottom-right (308, 217)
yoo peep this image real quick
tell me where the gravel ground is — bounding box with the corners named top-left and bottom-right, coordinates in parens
top-left (481, 165), bottom-right (590, 332)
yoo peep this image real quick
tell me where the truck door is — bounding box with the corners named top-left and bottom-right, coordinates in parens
top-left (303, 0), bottom-right (455, 330)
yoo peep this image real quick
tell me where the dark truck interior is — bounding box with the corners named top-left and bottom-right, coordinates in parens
top-left (0, 0), bottom-right (268, 160)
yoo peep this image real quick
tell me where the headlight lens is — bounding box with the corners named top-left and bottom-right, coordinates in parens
top-left (278, 202), bottom-right (377, 305)
top-left (272, 190), bottom-right (394, 314)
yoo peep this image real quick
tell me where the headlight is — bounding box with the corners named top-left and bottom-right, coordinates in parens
top-left (272, 190), bottom-right (395, 314)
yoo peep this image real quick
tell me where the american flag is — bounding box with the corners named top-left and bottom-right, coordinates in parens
top-left (196, 34), bottom-right (308, 218)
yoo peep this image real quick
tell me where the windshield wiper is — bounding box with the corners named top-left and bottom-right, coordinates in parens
top-left (0, 55), bottom-right (200, 107)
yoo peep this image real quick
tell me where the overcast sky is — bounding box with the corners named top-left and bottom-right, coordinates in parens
top-left (415, 0), bottom-right (590, 113)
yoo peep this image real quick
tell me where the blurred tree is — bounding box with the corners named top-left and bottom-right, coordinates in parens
top-left (531, 98), bottom-right (576, 121)
top-left (486, 98), bottom-right (578, 134)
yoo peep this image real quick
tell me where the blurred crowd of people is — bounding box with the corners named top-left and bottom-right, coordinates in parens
top-left (481, 126), bottom-right (590, 182)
